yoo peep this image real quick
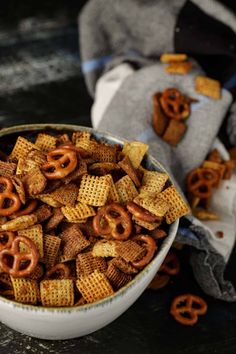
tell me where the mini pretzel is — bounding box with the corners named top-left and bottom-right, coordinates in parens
top-left (170, 294), bottom-right (207, 326)
top-left (93, 203), bottom-right (132, 240)
top-left (0, 231), bottom-right (15, 251)
top-left (187, 167), bottom-right (219, 199)
top-left (159, 251), bottom-right (180, 275)
top-left (0, 177), bottom-right (21, 216)
top-left (41, 148), bottom-right (77, 180)
top-left (160, 88), bottom-right (190, 120)
top-left (127, 201), bottom-right (162, 223)
top-left (45, 263), bottom-right (71, 280)
top-left (14, 199), bottom-right (38, 217)
top-left (132, 235), bottom-right (157, 269)
top-left (0, 235), bottom-right (39, 277)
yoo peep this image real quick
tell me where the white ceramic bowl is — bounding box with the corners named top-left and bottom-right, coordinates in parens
top-left (0, 124), bottom-right (179, 340)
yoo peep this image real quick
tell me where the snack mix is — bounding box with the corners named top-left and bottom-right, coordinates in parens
top-left (0, 130), bottom-right (190, 307)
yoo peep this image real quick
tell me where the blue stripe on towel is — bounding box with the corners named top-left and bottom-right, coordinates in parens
top-left (178, 227), bottom-right (199, 241)
top-left (81, 55), bottom-right (113, 73)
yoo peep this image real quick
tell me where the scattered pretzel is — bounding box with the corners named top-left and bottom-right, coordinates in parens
top-left (132, 235), bottom-right (157, 269)
top-left (187, 167), bottom-right (219, 199)
top-left (41, 148), bottom-right (77, 180)
top-left (127, 202), bottom-right (162, 223)
top-left (93, 203), bottom-right (132, 240)
top-left (45, 263), bottom-right (71, 280)
top-left (0, 177), bottom-right (21, 216)
top-left (13, 199), bottom-right (38, 218)
top-left (0, 235), bottom-right (39, 277)
top-left (0, 231), bottom-right (15, 251)
top-left (159, 251), bottom-right (180, 275)
top-left (170, 294), bottom-right (207, 326)
top-left (160, 88), bottom-right (190, 121)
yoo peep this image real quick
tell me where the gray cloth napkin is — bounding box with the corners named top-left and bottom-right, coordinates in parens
top-left (79, 0), bottom-right (236, 301)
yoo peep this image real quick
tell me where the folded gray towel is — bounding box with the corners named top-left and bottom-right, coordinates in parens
top-left (79, 0), bottom-right (236, 301)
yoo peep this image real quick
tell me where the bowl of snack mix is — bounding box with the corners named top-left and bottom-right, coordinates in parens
top-left (0, 124), bottom-right (189, 340)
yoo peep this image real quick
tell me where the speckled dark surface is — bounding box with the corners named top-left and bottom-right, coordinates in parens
top-left (0, 2), bottom-right (235, 353)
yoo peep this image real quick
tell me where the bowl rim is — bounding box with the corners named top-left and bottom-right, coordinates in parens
top-left (0, 123), bottom-right (179, 313)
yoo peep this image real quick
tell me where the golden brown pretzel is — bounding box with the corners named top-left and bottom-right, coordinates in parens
top-left (170, 294), bottom-right (207, 326)
top-left (42, 148), bottom-right (77, 180)
top-left (186, 167), bottom-right (219, 199)
top-left (0, 235), bottom-right (39, 277)
top-left (93, 203), bottom-right (132, 240)
top-left (160, 88), bottom-right (190, 120)
top-left (132, 235), bottom-right (157, 269)
top-left (0, 231), bottom-right (15, 251)
top-left (14, 199), bottom-right (38, 218)
top-left (127, 202), bottom-right (162, 223)
top-left (0, 177), bottom-right (21, 216)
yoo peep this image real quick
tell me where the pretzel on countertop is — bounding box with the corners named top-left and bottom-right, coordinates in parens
top-left (170, 294), bottom-right (207, 326)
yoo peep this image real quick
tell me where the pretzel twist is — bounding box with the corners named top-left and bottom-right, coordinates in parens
top-left (0, 235), bottom-right (39, 277)
top-left (0, 177), bottom-right (21, 216)
top-left (93, 203), bottom-right (132, 240)
top-left (160, 88), bottom-right (190, 120)
top-left (132, 235), bottom-right (157, 269)
top-left (170, 294), bottom-right (207, 325)
top-left (187, 167), bottom-right (219, 199)
top-left (42, 148), bottom-right (77, 180)
top-left (14, 199), bottom-right (38, 218)
top-left (0, 231), bottom-right (15, 251)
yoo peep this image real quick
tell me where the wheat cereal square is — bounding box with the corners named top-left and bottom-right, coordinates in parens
top-left (160, 53), bottom-right (187, 63)
top-left (76, 270), bottom-right (114, 303)
top-left (141, 170), bottom-right (168, 195)
top-left (35, 133), bottom-right (57, 152)
top-left (77, 174), bottom-right (111, 206)
top-left (115, 175), bottom-right (138, 204)
top-left (195, 75), bottom-right (221, 100)
top-left (18, 224), bottom-right (44, 258)
top-left (76, 252), bottom-right (107, 277)
top-left (133, 194), bottom-right (169, 217)
top-left (162, 119), bottom-right (187, 146)
top-left (11, 277), bottom-right (38, 304)
top-left (159, 186), bottom-right (190, 223)
top-left (10, 136), bottom-right (40, 160)
top-left (40, 279), bottom-right (74, 306)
